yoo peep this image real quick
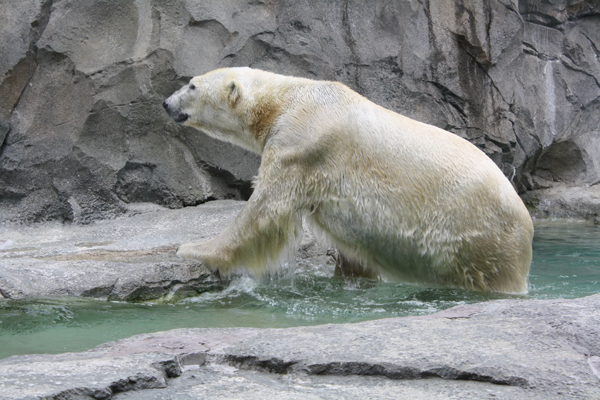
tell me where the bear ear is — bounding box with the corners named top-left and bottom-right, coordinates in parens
top-left (228, 80), bottom-right (241, 106)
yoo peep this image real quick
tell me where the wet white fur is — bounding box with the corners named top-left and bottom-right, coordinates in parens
top-left (165, 67), bottom-right (533, 293)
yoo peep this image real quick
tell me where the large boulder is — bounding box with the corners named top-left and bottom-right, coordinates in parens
top-left (0, 0), bottom-right (599, 223)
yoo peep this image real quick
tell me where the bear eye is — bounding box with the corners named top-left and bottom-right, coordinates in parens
top-left (189, 84), bottom-right (196, 90)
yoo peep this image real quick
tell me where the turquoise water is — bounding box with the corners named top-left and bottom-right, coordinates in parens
top-left (0, 222), bottom-right (598, 360)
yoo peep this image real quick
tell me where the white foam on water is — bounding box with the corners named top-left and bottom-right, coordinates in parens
top-left (182, 275), bottom-right (259, 304)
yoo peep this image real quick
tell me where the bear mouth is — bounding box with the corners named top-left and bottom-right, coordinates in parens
top-left (163, 100), bottom-right (189, 123)
top-left (173, 113), bottom-right (189, 123)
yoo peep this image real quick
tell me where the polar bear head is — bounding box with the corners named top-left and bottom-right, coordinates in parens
top-left (163, 67), bottom-right (286, 154)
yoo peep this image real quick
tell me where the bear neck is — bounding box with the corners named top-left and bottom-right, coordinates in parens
top-left (247, 88), bottom-right (293, 152)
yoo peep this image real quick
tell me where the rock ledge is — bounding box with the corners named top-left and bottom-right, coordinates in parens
top-left (1, 294), bottom-right (599, 399)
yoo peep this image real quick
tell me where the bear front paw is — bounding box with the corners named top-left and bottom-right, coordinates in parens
top-left (176, 242), bottom-right (207, 261)
top-left (177, 241), bottom-right (233, 272)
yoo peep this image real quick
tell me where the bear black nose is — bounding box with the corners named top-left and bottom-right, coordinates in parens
top-left (162, 100), bottom-right (168, 110)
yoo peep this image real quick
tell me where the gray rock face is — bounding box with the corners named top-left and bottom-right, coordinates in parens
top-left (1, 294), bottom-right (599, 399)
top-left (0, 0), bottom-right (599, 223)
top-left (0, 201), bottom-right (240, 301)
top-left (523, 184), bottom-right (600, 222)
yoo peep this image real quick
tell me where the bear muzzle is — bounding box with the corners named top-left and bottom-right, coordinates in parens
top-left (162, 100), bottom-right (189, 123)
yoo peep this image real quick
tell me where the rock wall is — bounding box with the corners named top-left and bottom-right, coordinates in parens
top-left (1, 0), bottom-right (599, 223)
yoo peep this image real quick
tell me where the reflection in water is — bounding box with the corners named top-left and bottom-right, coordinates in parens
top-left (0, 222), bottom-right (598, 359)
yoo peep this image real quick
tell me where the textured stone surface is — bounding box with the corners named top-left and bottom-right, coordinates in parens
top-left (0, 0), bottom-right (599, 223)
top-left (0, 351), bottom-right (178, 400)
top-left (1, 294), bottom-right (598, 399)
top-left (523, 185), bottom-right (600, 222)
top-left (0, 201), bottom-right (235, 301)
top-left (0, 200), bottom-right (327, 301)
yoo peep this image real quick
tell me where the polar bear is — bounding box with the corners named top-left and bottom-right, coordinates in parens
top-left (163, 67), bottom-right (533, 293)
